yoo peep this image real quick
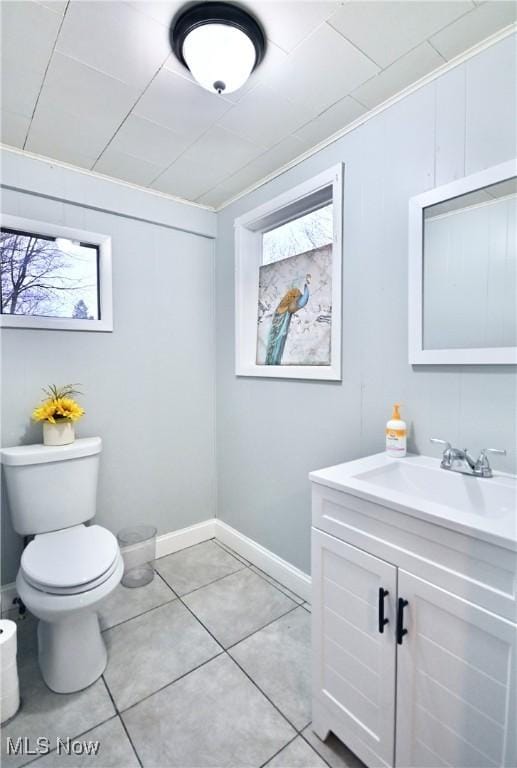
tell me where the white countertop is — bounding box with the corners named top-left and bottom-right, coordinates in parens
top-left (310, 452), bottom-right (517, 551)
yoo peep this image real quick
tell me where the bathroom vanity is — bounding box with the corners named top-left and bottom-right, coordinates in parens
top-left (310, 453), bottom-right (517, 768)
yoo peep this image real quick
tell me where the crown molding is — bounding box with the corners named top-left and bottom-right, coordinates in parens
top-left (0, 144), bottom-right (215, 213)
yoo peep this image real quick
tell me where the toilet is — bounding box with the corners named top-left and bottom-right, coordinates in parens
top-left (1, 437), bottom-right (123, 693)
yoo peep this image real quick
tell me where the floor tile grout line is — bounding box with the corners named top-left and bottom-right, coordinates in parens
top-left (155, 557), bottom-right (303, 655)
top-left (117, 713), bottom-right (144, 767)
top-left (224, 602), bottom-right (302, 652)
top-left (258, 732), bottom-right (300, 768)
top-left (213, 539), bottom-right (251, 567)
top-left (114, 573), bottom-right (301, 725)
top-left (155, 537), bottom-right (303, 607)
top-left (100, 674), bottom-right (144, 767)
top-left (212, 537), bottom-right (305, 603)
top-left (226, 649), bottom-right (301, 736)
top-left (160, 562), bottom-right (248, 600)
top-left (101, 594), bottom-right (178, 634)
top-left (10, 541), bottom-right (310, 768)
top-left (117, 649), bottom-right (226, 716)
top-left (154, 570), bottom-right (227, 652)
top-left (298, 730), bottom-right (336, 768)
top-left (248, 563), bottom-right (305, 604)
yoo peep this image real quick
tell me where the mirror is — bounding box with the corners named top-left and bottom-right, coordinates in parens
top-left (409, 160), bottom-right (517, 365)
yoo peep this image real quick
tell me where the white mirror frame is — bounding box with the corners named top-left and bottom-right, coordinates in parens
top-left (408, 159), bottom-right (517, 365)
top-left (234, 164), bottom-right (343, 380)
top-left (0, 214), bottom-right (113, 332)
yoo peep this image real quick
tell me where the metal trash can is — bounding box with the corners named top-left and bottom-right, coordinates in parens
top-left (117, 525), bottom-right (157, 588)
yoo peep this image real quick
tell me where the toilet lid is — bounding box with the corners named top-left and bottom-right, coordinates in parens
top-left (21, 525), bottom-right (119, 591)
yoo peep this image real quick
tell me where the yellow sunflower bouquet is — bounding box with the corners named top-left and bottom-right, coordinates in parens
top-left (32, 384), bottom-right (85, 424)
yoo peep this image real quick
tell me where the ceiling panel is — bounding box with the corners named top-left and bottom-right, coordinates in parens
top-left (128, 0), bottom-right (184, 28)
top-left (0, 1), bottom-right (62, 73)
top-left (0, 110), bottom-right (31, 148)
top-left (271, 23), bottom-right (380, 117)
top-left (25, 102), bottom-right (109, 168)
top-left (217, 84), bottom-right (312, 147)
top-left (104, 114), bottom-right (191, 168)
top-left (294, 96), bottom-right (367, 149)
top-left (0, 60), bottom-right (44, 120)
top-left (151, 153), bottom-right (231, 200)
top-left (36, 52), bottom-right (140, 132)
top-left (199, 135), bottom-right (307, 203)
top-left (328, 1), bottom-right (474, 68)
top-left (172, 125), bottom-right (265, 179)
top-left (0, 0), bottom-right (63, 122)
top-left (94, 148), bottom-right (165, 186)
top-left (134, 68), bottom-right (232, 138)
top-left (430, 1), bottom-right (517, 60)
top-left (38, 1), bottom-right (67, 15)
top-left (56, 1), bottom-right (170, 90)
top-left (0, 0), bottom-right (512, 208)
top-left (352, 42), bottom-right (445, 109)
top-left (240, 1), bottom-right (340, 53)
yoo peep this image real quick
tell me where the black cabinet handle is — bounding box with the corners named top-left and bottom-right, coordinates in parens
top-left (378, 588), bottom-right (389, 633)
top-left (397, 598), bottom-right (409, 644)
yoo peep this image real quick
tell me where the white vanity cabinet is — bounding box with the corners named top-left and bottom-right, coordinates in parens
top-left (310, 456), bottom-right (517, 768)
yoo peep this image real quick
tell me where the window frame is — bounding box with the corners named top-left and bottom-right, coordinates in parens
top-left (0, 214), bottom-right (113, 332)
top-left (234, 164), bottom-right (343, 380)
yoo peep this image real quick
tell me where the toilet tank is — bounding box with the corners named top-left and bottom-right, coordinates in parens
top-left (1, 437), bottom-right (102, 535)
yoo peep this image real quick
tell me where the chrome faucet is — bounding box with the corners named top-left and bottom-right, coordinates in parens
top-left (430, 438), bottom-right (506, 478)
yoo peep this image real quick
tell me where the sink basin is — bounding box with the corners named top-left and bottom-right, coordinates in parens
top-left (354, 460), bottom-right (515, 518)
top-left (310, 453), bottom-right (517, 550)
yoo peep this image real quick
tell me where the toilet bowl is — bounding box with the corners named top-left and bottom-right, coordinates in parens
top-left (1, 437), bottom-right (123, 694)
top-left (16, 524), bottom-right (123, 693)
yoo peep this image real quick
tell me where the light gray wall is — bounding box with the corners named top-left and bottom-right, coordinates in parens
top-left (215, 36), bottom-right (517, 575)
top-left (1, 167), bottom-right (216, 585)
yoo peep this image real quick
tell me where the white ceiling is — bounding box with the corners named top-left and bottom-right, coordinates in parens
top-left (1, 1), bottom-right (515, 208)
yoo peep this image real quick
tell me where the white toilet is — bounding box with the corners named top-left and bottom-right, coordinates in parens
top-left (1, 437), bottom-right (123, 694)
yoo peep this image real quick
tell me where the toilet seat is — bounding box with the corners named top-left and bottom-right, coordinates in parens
top-left (21, 524), bottom-right (119, 595)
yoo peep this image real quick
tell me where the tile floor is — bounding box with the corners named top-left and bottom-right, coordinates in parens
top-left (1, 539), bottom-right (364, 768)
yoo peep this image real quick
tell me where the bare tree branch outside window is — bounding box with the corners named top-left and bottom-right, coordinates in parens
top-left (262, 204), bottom-right (333, 265)
top-left (0, 229), bottom-right (99, 319)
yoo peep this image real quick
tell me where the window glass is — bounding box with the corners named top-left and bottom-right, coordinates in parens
top-left (262, 203), bottom-right (333, 264)
top-left (0, 229), bottom-right (99, 320)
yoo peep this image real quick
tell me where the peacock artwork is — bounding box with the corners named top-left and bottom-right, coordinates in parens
top-left (256, 244), bottom-right (332, 366)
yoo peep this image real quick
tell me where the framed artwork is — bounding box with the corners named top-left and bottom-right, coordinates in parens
top-left (256, 244), bottom-right (332, 366)
top-left (235, 164), bottom-right (342, 380)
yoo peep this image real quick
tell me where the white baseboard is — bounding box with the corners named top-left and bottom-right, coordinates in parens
top-left (155, 518), bottom-right (216, 558)
top-left (214, 520), bottom-right (312, 602)
top-left (1, 517), bottom-right (311, 612)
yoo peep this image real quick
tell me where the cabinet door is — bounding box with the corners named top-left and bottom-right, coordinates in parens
top-left (396, 570), bottom-right (517, 768)
top-left (312, 528), bottom-right (397, 767)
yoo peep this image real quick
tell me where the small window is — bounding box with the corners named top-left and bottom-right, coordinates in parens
top-left (234, 164), bottom-right (342, 380)
top-left (0, 216), bottom-right (112, 332)
top-left (262, 203), bottom-right (333, 265)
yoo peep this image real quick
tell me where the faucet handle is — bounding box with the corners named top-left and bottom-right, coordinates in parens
top-left (430, 438), bottom-right (451, 451)
top-left (430, 438), bottom-right (453, 468)
top-left (483, 448), bottom-right (507, 456)
top-left (474, 448), bottom-right (506, 477)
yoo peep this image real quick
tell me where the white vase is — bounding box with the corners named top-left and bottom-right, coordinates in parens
top-left (43, 421), bottom-right (75, 446)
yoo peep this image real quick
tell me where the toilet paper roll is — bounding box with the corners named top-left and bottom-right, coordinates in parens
top-left (0, 619), bottom-right (18, 669)
top-left (0, 681), bottom-right (20, 724)
top-left (1, 661), bottom-right (19, 692)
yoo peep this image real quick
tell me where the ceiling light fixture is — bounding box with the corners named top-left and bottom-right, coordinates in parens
top-left (170, 2), bottom-right (266, 95)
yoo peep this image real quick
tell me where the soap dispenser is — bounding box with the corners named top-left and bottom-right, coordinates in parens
top-left (386, 404), bottom-right (407, 458)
